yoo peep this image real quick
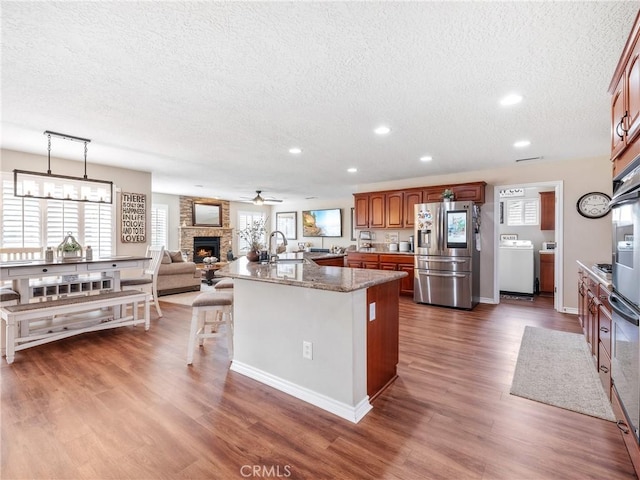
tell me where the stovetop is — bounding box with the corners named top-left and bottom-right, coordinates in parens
top-left (592, 263), bottom-right (612, 280)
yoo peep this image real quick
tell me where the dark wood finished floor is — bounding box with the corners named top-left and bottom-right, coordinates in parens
top-left (1, 295), bottom-right (635, 479)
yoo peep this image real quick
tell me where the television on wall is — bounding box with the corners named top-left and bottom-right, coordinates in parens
top-left (302, 208), bottom-right (342, 237)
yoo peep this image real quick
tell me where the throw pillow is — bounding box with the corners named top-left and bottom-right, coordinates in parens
top-left (169, 251), bottom-right (185, 263)
top-left (161, 251), bottom-right (172, 264)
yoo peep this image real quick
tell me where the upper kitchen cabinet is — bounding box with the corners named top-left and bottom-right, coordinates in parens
top-left (354, 181), bottom-right (485, 230)
top-left (452, 182), bottom-right (486, 203)
top-left (539, 191), bottom-right (555, 230)
top-left (386, 192), bottom-right (404, 228)
top-left (423, 181), bottom-right (486, 204)
top-left (354, 194), bottom-right (370, 228)
top-left (403, 190), bottom-right (422, 228)
top-left (610, 10), bottom-right (640, 177)
top-left (369, 193), bottom-right (386, 228)
top-left (354, 192), bottom-right (386, 229)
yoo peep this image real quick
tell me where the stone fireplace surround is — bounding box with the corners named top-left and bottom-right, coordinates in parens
top-left (179, 196), bottom-right (234, 263)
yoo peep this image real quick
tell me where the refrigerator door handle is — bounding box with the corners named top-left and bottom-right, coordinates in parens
top-left (418, 271), bottom-right (467, 278)
top-left (437, 207), bottom-right (443, 252)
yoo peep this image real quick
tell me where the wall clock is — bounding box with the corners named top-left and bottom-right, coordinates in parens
top-left (576, 192), bottom-right (611, 219)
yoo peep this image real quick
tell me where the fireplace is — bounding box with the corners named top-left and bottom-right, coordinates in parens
top-left (193, 236), bottom-right (221, 263)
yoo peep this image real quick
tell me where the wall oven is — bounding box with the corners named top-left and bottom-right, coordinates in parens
top-left (611, 156), bottom-right (640, 444)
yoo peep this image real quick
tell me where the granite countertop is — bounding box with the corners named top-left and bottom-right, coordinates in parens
top-left (216, 253), bottom-right (407, 292)
top-left (576, 259), bottom-right (612, 290)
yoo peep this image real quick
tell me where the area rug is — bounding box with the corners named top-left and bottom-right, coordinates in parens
top-left (159, 284), bottom-right (214, 306)
top-left (510, 326), bottom-right (615, 421)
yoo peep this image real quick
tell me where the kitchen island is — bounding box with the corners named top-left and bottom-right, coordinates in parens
top-left (216, 254), bottom-right (406, 423)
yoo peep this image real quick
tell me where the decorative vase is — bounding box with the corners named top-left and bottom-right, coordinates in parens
top-left (246, 250), bottom-right (260, 262)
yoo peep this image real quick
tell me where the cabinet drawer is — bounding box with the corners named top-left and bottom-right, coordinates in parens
top-left (6, 264), bottom-right (75, 277)
top-left (379, 254), bottom-right (414, 265)
top-left (87, 260), bottom-right (145, 271)
top-left (347, 253), bottom-right (379, 262)
top-left (598, 342), bottom-right (612, 400)
top-left (599, 304), bottom-right (612, 357)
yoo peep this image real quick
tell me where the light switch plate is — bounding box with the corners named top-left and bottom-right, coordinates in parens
top-left (369, 302), bottom-right (376, 321)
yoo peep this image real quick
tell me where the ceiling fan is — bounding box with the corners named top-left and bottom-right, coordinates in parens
top-left (241, 190), bottom-right (283, 205)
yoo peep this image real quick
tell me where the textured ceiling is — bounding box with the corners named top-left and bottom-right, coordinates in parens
top-left (1, 1), bottom-right (638, 203)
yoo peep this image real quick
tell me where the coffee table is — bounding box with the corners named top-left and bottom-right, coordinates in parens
top-left (199, 262), bottom-right (227, 285)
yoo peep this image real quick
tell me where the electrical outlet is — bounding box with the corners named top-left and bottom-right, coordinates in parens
top-left (302, 341), bottom-right (313, 360)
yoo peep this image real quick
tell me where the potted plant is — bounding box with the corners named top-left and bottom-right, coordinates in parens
top-left (237, 218), bottom-right (267, 262)
top-left (442, 188), bottom-right (454, 202)
top-left (57, 232), bottom-right (82, 260)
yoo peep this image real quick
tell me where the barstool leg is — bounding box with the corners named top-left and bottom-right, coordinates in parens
top-left (225, 310), bottom-right (233, 360)
top-left (187, 307), bottom-right (201, 365)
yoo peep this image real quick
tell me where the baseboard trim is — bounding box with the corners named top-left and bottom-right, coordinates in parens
top-left (479, 296), bottom-right (496, 304)
top-left (230, 360), bottom-right (372, 423)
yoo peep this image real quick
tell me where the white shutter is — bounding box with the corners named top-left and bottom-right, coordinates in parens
top-left (1, 172), bottom-right (114, 255)
top-left (151, 204), bottom-right (168, 247)
top-left (237, 211), bottom-right (265, 252)
top-left (1, 177), bottom-right (41, 247)
top-left (506, 198), bottom-right (539, 226)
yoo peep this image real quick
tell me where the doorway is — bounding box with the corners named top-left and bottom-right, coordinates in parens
top-left (493, 181), bottom-right (563, 312)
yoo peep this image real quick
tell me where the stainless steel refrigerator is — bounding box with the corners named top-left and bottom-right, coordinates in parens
top-left (413, 201), bottom-right (481, 309)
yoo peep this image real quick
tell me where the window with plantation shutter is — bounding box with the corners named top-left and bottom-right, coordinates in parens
top-left (0, 179), bottom-right (41, 247)
top-left (506, 198), bottom-right (539, 226)
top-left (151, 204), bottom-right (168, 247)
top-left (237, 211), bottom-right (265, 252)
top-left (1, 173), bottom-right (114, 255)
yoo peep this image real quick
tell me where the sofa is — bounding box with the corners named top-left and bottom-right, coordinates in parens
top-left (157, 250), bottom-right (201, 296)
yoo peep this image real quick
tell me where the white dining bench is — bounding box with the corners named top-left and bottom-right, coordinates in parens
top-left (0, 290), bottom-right (150, 364)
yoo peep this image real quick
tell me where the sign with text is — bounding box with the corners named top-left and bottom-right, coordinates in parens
top-left (121, 192), bottom-right (146, 243)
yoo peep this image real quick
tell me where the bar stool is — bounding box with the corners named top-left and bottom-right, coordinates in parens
top-left (213, 277), bottom-right (234, 290)
top-left (187, 291), bottom-right (234, 365)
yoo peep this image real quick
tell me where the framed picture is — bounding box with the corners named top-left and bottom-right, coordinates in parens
top-left (624, 234), bottom-right (634, 242)
top-left (500, 234), bottom-right (518, 241)
top-left (351, 208), bottom-right (356, 241)
top-left (276, 211), bottom-right (297, 240)
top-left (192, 201), bottom-right (222, 227)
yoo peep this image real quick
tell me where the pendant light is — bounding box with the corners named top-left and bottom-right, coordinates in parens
top-left (13, 130), bottom-right (113, 204)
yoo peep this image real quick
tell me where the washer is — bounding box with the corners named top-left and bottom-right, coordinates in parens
top-left (499, 240), bottom-right (534, 295)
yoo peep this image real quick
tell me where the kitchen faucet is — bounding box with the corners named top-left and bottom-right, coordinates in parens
top-left (269, 230), bottom-right (288, 263)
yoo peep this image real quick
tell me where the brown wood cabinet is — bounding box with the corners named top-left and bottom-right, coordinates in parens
top-left (577, 265), bottom-right (614, 405)
top-left (366, 279), bottom-right (400, 400)
top-left (379, 254), bottom-right (414, 296)
top-left (539, 191), bottom-right (555, 230)
top-left (354, 193), bottom-right (387, 229)
top-left (353, 181), bottom-right (486, 231)
top-left (386, 192), bottom-right (404, 228)
top-left (403, 190), bottom-right (422, 228)
top-left (610, 10), bottom-right (640, 177)
top-left (539, 253), bottom-right (554, 294)
top-left (347, 252), bottom-right (414, 295)
top-left (598, 286), bottom-right (612, 400)
top-left (346, 252), bottom-right (380, 269)
top-left (354, 194), bottom-right (370, 229)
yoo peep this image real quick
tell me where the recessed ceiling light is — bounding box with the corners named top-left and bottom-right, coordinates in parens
top-left (420, 156), bottom-right (433, 162)
top-left (347, 167), bottom-right (358, 173)
top-left (289, 147), bottom-right (302, 154)
top-left (374, 126), bottom-right (391, 135)
top-left (514, 140), bottom-right (531, 148)
top-left (500, 93), bottom-right (523, 106)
